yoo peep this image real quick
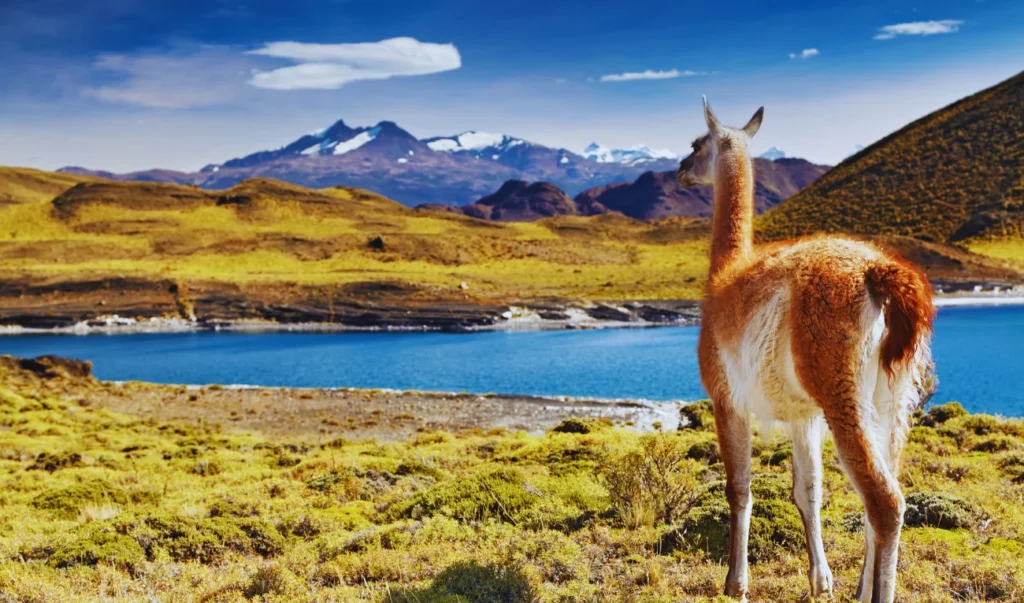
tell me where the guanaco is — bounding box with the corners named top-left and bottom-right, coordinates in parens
top-left (676, 98), bottom-right (934, 603)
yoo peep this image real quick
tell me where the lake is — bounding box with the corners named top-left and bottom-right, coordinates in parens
top-left (1, 305), bottom-right (1022, 416)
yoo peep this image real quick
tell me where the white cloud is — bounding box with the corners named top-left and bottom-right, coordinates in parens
top-left (83, 47), bottom-right (253, 109)
top-left (875, 20), bottom-right (963, 40)
top-left (247, 37), bottom-right (461, 90)
top-left (789, 48), bottom-right (819, 60)
top-left (599, 69), bottom-right (704, 82)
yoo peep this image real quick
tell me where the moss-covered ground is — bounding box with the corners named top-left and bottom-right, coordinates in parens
top-left (1, 359), bottom-right (1023, 601)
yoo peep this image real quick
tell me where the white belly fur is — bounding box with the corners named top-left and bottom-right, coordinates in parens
top-left (717, 289), bottom-right (835, 429)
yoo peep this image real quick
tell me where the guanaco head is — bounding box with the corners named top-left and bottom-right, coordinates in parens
top-left (676, 97), bottom-right (763, 187)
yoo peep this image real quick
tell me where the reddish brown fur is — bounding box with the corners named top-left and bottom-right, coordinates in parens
top-left (865, 258), bottom-right (935, 378)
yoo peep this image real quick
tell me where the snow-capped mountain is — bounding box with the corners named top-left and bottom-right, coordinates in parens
top-left (759, 146), bottom-right (787, 161)
top-left (201, 120), bottom-right (422, 173)
top-left (60, 117), bottom-right (822, 207)
top-left (581, 143), bottom-right (679, 165)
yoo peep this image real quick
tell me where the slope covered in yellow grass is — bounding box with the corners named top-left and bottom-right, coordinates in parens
top-left (0, 168), bottom-right (712, 309)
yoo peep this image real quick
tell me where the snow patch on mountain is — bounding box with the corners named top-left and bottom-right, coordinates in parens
top-left (426, 131), bottom-right (525, 153)
top-left (332, 127), bottom-right (381, 155)
top-left (582, 143), bottom-right (678, 164)
top-left (759, 146), bottom-right (786, 160)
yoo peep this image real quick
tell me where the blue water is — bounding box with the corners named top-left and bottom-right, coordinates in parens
top-left (0, 306), bottom-right (1021, 415)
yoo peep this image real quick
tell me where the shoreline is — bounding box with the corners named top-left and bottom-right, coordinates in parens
top-left (0, 293), bottom-right (1020, 335)
top-left (61, 370), bottom-right (686, 440)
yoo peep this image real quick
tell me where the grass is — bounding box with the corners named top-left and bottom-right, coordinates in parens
top-left (2, 358), bottom-right (1024, 601)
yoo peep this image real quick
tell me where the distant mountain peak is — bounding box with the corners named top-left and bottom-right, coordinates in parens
top-left (759, 146), bottom-right (786, 160)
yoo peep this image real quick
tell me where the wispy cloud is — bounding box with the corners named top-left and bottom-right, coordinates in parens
top-left (83, 46), bottom-right (253, 109)
top-left (789, 48), bottom-right (819, 60)
top-left (247, 37), bottom-right (461, 90)
top-left (874, 20), bottom-right (963, 40)
top-left (599, 69), bottom-right (703, 82)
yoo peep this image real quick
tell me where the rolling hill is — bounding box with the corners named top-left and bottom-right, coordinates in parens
top-left (0, 165), bottom-right (1018, 329)
top-left (0, 167), bottom-right (718, 327)
top-left (759, 70), bottom-right (1024, 247)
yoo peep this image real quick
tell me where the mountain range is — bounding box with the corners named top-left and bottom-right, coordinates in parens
top-left (59, 120), bottom-right (685, 206)
top-left (421, 157), bottom-right (830, 222)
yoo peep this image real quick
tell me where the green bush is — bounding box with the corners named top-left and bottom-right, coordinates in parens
top-left (116, 513), bottom-right (282, 563)
top-left (27, 451), bottom-right (83, 472)
top-left (48, 526), bottom-right (145, 570)
top-left (679, 400), bottom-right (714, 431)
top-left (602, 434), bottom-right (701, 527)
top-left (385, 468), bottom-right (538, 523)
top-left (661, 475), bottom-right (804, 562)
top-left (429, 562), bottom-right (535, 603)
top-left (549, 417), bottom-right (610, 435)
top-left (686, 439), bottom-right (720, 463)
top-left (32, 479), bottom-right (134, 518)
top-left (904, 492), bottom-right (980, 530)
top-left (920, 402), bottom-right (968, 427)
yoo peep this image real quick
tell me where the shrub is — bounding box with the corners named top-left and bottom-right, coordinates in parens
top-left (32, 479), bottom-right (131, 518)
top-left (188, 458), bottom-right (223, 476)
top-left (242, 565), bottom-right (292, 599)
top-left (904, 492), bottom-right (980, 530)
top-left (679, 400), bottom-right (714, 431)
top-left (661, 475), bottom-right (804, 562)
top-left (549, 417), bottom-right (609, 435)
top-left (386, 468), bottom-right (538, 523)
top-left (763, 440), bottom-right (792, 467)
top-left (116, 513), bottom-right (282, 563)
top-left (686, 439), bottom-right (721, 463)
top-left (602, 433), bottom-right (702, 527)
top-left (27, 451), bottom-right (83, 472)
top-left (395, 459), bottom-right (444, 480)
top-left (48, 526), bottom-right (145, 571)
top-left (972, 436), bottom-right (1017, 453)
top-left (920, 402), bottom-right (967, 427)
top-left (429, 562), bottom-right (535, 603)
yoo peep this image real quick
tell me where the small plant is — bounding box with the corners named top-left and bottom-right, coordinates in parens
top-left (679, 399), bottom-right (714, 431)
top-left (242, 565), bottom-right (291, 599)
top-left (602, 433), bottom-right (701, 527)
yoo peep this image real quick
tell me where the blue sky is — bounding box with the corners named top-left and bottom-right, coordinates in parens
top-left (1, 0), bottom-right (1022, 172)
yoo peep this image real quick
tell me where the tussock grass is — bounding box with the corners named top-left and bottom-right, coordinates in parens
top-left (1, 357), bottom-right (1023, 601)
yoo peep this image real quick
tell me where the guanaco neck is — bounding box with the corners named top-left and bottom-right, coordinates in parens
top-left (709, 145), bottom-right (755, 276)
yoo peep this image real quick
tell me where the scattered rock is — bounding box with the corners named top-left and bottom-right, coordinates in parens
top-left (368, 236), bottom-right (386, 250)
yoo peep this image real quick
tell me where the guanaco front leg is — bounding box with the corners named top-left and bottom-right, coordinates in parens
top-left (713, 397), bottom-right (753, 599)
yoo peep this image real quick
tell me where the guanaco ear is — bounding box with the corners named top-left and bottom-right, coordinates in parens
top-left (703, 96), bottom-right (723, 137)
top-left (742, 106), bottom-right (764, 138)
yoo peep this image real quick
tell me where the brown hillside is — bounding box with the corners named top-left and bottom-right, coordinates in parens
top-left (0, 168), bottom-right (96, 205)
top-left (759, 70), bottom-right (1024, 243)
